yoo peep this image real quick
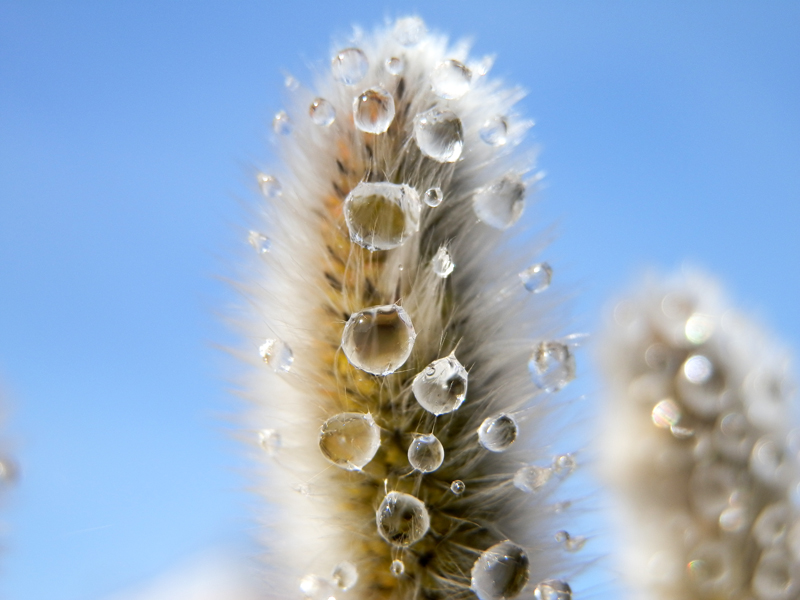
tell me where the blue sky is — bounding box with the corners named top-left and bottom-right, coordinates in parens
top-left (1, 2), bottom-right (798, 598)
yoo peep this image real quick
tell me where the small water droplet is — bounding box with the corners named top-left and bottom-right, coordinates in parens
top-left (473, 174), bottom-right (525, 229)
top-left (529, 341), bottom-right (576, 392)
top-left (753, 503), bottom-right (790, 547)
top-left (718, 504), bottom-right (747, 532)
top-left (344, 182), bottom-right (421, 251)
top-left (750, 434), bottom-right (791, 486)
top-left (294, 483), bottom-right (310, 496)
top-left (553, 454), bottom-right (576, 475)
top-left (690, 463), bottom-right (737, 521)
top-left (258, 428), bottom-right (281, 456)
top-left (552, 501), bottom-right (571, 513)
top-left (0, 459), bottom-right (16, 483)
top-left (300, 575), bottom-right (337, 600)
top-left (353, 87), bottom-right (395, 134)
top-left (331, 561), bottom-right (358, 590)
top-left (533, 579), bottom-right (572, 600)
top-left (412, 354), bottom-right (468, 414)
top-left (450, 480), bottom-right (465, 494)
top-left (432, 246), bottom-right (455, 278)
top-left (753, 549), bottom-right (797, 600)
top-left (413, 108), bottom-right (464, 163)
top-left (408, 433), bottom-right (444, 473)
top-left (554, 531), bottom-right (585, 552)
top-left (652, 399), bottom-right (682, 429)
top-left (390, 559), bottom-right (405, 577)
top-left (480, 116), bottom-right (509, 146)
top-left (683, 354), bottom-right (714, 385)
top-left (431, 59), bottom-right (472, 100)
top-left (713, 412), bottom-right (753, 461)
top-left (318, 412), bottom-right (381, 471)
top-left (376, 491), bottom-right (430, 547)
top-left (273, 110), bottom-right (292, 135)
top-left (394, 16), bottom-right (426, 46)
top-left (342, 304), bottom-right (416, 375)
top-left (519, 263), bottom-right (552, 293)
top-left (478, 414), bottom-right (518, 452)
top-left (513, 465), bottom-right (552, 493)
top-left (678, 354), bottom-right (725, 417)
top-left (685, 313), bottom-right (715, 344)
top-left (256, 173), bottom-right (282, 198)
top-left (247, 230), bottom-right (270, 254)
top-left (309, 98), bottom-right (336, 126)
top-left (385, 57), bottom-right (404, 75)
top-left (470, 540), bottom-right (530, 600)
top-left (332, 48), bottom-right (368, 85)
top-left (424, 187), bottom-right (443, 207)
top-left (259, 338), bottom-right (294, 372)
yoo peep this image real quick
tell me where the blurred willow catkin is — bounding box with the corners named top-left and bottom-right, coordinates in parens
top-left (233, 17), bottom-right (583, 600)
top-left (599, 270), bottom-right (800, 600)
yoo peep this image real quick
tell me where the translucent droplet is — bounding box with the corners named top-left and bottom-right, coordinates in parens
top-left (450, 480), bottom-right (465, 494)
top-left (294, 483), bottom-right (310, 496)
top-left (408, 433), bottom-right (445, 473)
top-left (309, 98), bottom-right (336, 127)
top-left (470, 540), bottom-right (530, 600)
top-left (385, 57), bottom-right (404, 75)
top-left (529, 341), bottom-right (576, 392)
top-left (753, 503), bottom-right (790, 547)
top-left (431, 59), bottom-right (472, 100)
top-left (424, 187), bottom-right (443, 207)
top-left (718, 504), bottom-right (747, 532)
top-left (0, 459), bottom-right (16, 483)
top-left (533, 579), bottom-right (572, 600)
top-left (332, 48), bottom-right (368, 85)
top-left (713, 412), bottom-right (754, 461)
top-left (554, 531), bottom-right (586, 552)
top-left (353, 87), bottom-right (395, 134)
top-left (272, 110), bottom-right (292, 135)
top-left (553, 454), bottom-right (576, 475)
top-left (300, 574), bottom-right (337, 600)
top-left (432, 246), bottom-right (455, 278)
top-left (689, 463), bottom-right (737, 521)
top-left (343, 182), bottom-right (421, 251)
top-left (318, 412), bottom-right (381, 471)
top-left (685, 313), bottom-right (715, 344)
top-left (473, 174), bottom-right (525, 230)
top-left (412, 354), bottom-right (468, 414)
top-left (342, 304), bottom-right (416, 375)
top-left (247, 230), bottom-right (270, 254)
top-left (284, 74), bottom-right (299, 90)
top-left (413, 108), bottom-right (464, 163)
top-left (677, 354), bottom-right (725, 417)
top-left (258, 428), bottom-right (281, 456)
top-left (684, 354), bottom-right (714, 385)
top-left (331, 561), bottom-right (358, 590)
top-left (478, 414), bottom-right (518, 452)
top-left (519, 263), bottom-right (552, 293)
top-left (751, 435), bottom-right (791, 487)
top-left (394, 16), bottom-right (426, 46)
top-left (390, 559), bottom-right (405, 577)
top-left (376, 491), bottom-right (430, 547)
top-left (256, 173), bottom-right (282, 198)
top-left (480, 116), bottom-right (509, 147)
top-left (259, 338), bottom-right (294, 372)
top-left (652, 399), bottom-right (681, 429)
top-left (753, 550), bottom-right (797, 600)
top-left (686, 542), bottom-right (735, 594)
top-left (513, 465), bottom-right (552, 493)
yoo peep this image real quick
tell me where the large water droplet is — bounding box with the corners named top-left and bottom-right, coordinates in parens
top-left (385, 57), bottom-right (404, 76)
top-left (258, 428), bottom-right (281, 456)
top-left (248, 230), bottom-right (270, 254)
top-left (431, 60), bottom-right (472, 100)
top-left (318, 412), bottom-right (381, 471)
top-left (394, 16), bottom-right (426, 46)
top-left (450, 479), bottom-right (465, 494)
top-left (412, 354), bottom-right (468, 414)
top-left (413, 108), bottom-right (464, 163)
top-left (408, 434), bottom-right (445, 473)
top-left (353, 88), bottom-right (395, 134)
top-left (300, 575), bottom-right (337, 600)
top-left (273, 110), bottom-right (292, 135)
top-left (424, 187), bottom-right (443, 207)
top-left (376, 491), bottom-right (430, 547)
top-left (753, 503), bottom-right (791, 548)
top-left (259, 338), bottom-right (294, 372)
top-left (331, 561), bottom-right (358, 590)
top-left (344, 182), bottom-right (421, 251)
top-left (529, 341), bottom-right (576, 392)
top-left (310, 98), bottom-right (336, 126)
top-left (533, 580), bottom-right (572, 600)
top-left (519, 263), bottom-right (552, 293)
top-left (332, 48), bottom-right (368, 85)
top-left (753, 549), bottom-right (797, 600)
top-left (480, 116), bottom-right (509, 147)
top-left (470, 540), bottom-right (530, 600)
top-left (473, 174), bottom-right (525, 230)
top-left (342, 304), bottom-right (416, 375)
top-left (432, 246), bottom-right (455, 278)
top-left (478, 414), bottom-right (518, 452)
top-left (513, 465), bottom-right (552, 493)
top-left (390, 559), bottom-right (405, 577)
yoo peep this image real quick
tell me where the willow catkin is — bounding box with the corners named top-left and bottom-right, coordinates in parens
top-left (234, 17), bottom-right (582, 600)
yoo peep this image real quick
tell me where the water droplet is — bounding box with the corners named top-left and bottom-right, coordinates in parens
top-left (652, 399), bottom-right (682, 429)
top-left (683, 354), bottom-right (714, 385)
top-left (247, 230), bottom-right (270, 254)
top-left (353, 87), bottom-right (395, 134)
top-left (341, 304), bottom-right (416, 375)
top-left (685, 313), bottom-right (715, 344)
top-left (450, 480), bottom-right (465, 494)
top-left (553, 454), bottom-right (576, 475)
top-left (478, 414), bottom-right (518, 452)
top-left (432, 246), bottom-right (455, 278)
top-left (480, 116), bottom-right (509, 146)
top-left (534, 579), bottom-right (572, 600)
top-left (513, 465), bottom-right (552, 493)
top-left (413, 108), bottom-right (464, 163)
top-left (519, 263), bottom-right (552, 293)
top-left (257, 173), bottom-right (282, 198)
top-left (300, 575), bottom-right (337, 600)
top-left (412, 354), bottom-right (468, 414)
top-left (529, 341), bottom-right (576, 392)
top-left (294, 483), bottom-right (310, 496)
top-left (470, 540), bottom-right (530, 600)
top-left (713, 412), bottom-right (754, 461)
top-left (394, 16), bottom-right (426, 46)
top-left (753, 503), bottom-right (790, 547)
top-left (309, 98), bottom-right (336, 126)
top-left (686, 542), bottom-right (735, 593)
top-left (408, 433), bottom-right (444, 473)
top-left (385, 57), bottom-right (404, 75)
top-left (376, 491), bottom-right (430, 547)
top-left (332, 48), bottom-right (368, 85)
top-left (331, 561), bottom-right (358, 590)
top-left (751, 435), bottom-right (792, 487)
top-left (258, 429), bottom-right (281, 456)
top-left (753, 549), bottom-right (797, 600)
top-left (318, 412), bottom-right (381, 471)
top-left (424, 187), bottom-right (443, 207)
top-left (284, 75), bottom-right (299, 90)
top-left (390, 559), bottom-right (405, 577)
top-left (273, 110), bottom-right (292, 135)
top-left (343, 182), bottom-right (421, 251)
top-left (431, 59), bottom-right (472, 100)
top-left (473, 174), bottom-right (525, 230)
top-left (718, 504), bottom-right (747, 532)
top-left (0, 459), bottom-right (16, 483)
top-left (689, 463), bottom-right (737, 521)
top-left (259, 338), bottom-right (294, 372)
top-left (677, 354), bottom-right (726, 418)
top-left (554, 531), bottom-right (585, 552)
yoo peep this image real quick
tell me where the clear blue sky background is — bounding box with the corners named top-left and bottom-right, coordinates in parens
top-left (1, 2), bottom-right (798, 599)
